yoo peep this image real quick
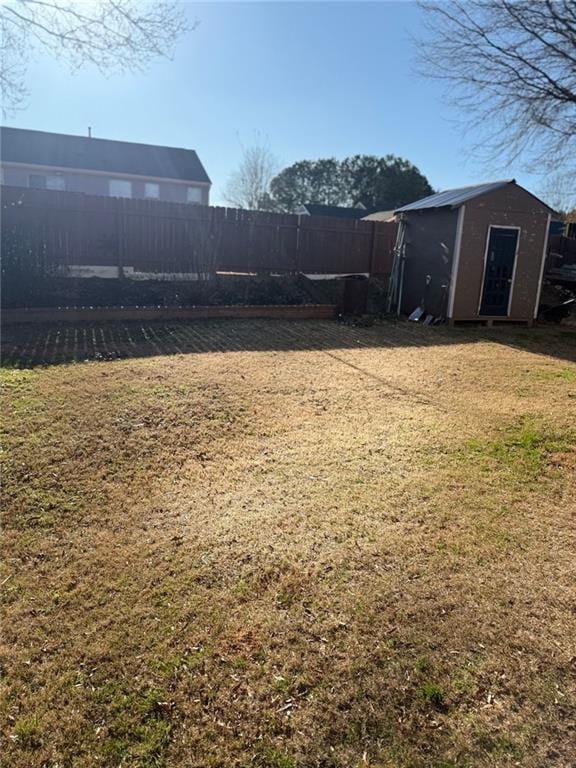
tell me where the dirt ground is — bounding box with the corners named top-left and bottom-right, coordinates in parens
top-left (1, 318), bottom-right (575, 768)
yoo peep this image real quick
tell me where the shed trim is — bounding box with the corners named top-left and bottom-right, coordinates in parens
top-left (447, 204), bottom-right (466, 318)
top-left (506, 228), bottom-right (522, 318)
top-left (533, 213), bottom-right (552, 318)
top-left (477, 225), bottom-right (521, 318)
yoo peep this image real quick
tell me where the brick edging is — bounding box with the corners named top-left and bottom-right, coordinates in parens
top-left (2, 304), bottom-right (337, 325)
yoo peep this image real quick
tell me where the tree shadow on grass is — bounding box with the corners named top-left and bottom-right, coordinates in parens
top-left (1, 318), bottom-right (575, 368)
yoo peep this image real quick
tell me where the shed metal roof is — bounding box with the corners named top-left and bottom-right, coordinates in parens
top-left (395, 180), bottom-right (514, 212)
top-left (0, 126), bottom-right (211, 184)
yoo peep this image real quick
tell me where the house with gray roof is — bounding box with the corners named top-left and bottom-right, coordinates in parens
top-left (0, 127), bottom-right (211, 205)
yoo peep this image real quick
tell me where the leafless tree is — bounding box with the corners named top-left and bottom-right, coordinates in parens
top-left (0, 1), bottom-right (190, 114)
top-left (539, 171), bottom-right (576, 219)
top-left (223, 140), bottom-right (279, 210)
top-left (418, 1), bottom-right (576, 173)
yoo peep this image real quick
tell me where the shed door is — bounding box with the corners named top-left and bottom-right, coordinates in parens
top-left (479, 227), bottom-right (519, 316)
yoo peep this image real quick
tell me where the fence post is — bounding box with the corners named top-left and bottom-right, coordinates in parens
top-left (115, 198), bottom-right (123, 277)
top-left (368, 223), bottom-right (376, 276)
top-left (295, 214), bottom-right (301, 273)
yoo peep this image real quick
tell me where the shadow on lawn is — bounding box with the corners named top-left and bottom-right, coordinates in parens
top-left (1, 318), bottom-right (575, 368)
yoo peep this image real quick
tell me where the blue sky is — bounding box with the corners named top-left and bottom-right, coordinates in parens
top-left (6, 1), bottom-right (542, 205)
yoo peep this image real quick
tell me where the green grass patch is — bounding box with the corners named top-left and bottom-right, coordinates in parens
top-left (0, 368), bottom-right (36, 388)
top-left (475, 732), bottom-right (523, 759)
top-left (2, 582), bottom-right (24, 605)
top-left (152, 648), bottom-right (207, 679)
top-left (93, 682), bottom-right (173, 766)
top-left (1, 369), bottom-right (42, 415)
top-left (233, 578), bottom-right (252, 600)
top-left (535, 366), bottom-right (576, 382)
top-left (7, 487), bottom-right (78, 530)
top-left (417, 682), bottom-right (446, 708)
top-left (415, 656), bottom-right (432, 674)
top-left (451, 666), bottom-right (478, 697)
top-left (254, 745), bottom-right (296, 768)
top-left (463, 419), bottom-right (572, 481)
top-left (272, 673), bottom-right (312, 698)
top-left (13, 715), bottom-right (42, 750)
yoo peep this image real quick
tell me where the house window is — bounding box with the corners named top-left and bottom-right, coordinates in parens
top-left (109, 179), bottom-right (132, 198)
top-left (186, 186), bottom-right (202, 204)
top-left (47, 175), bottom-right (65, 191)
top-left (29, 173), bottom-right (65, 190)
top-left (145, 182), bottom-right (160, 199)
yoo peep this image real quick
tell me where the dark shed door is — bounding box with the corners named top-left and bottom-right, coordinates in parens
top-left (479, 227), bottom-right (519, 316)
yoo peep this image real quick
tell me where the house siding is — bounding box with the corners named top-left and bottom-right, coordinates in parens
top-left (452, 185), bottom-right (550, 320)
top-left (1, 164), bottom-right (209, 205)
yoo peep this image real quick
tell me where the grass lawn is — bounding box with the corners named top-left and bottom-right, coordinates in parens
top-left (1, 318), bottom-right (575, 768)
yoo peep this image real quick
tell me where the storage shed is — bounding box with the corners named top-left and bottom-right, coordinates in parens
top-left (391, 180), bottom-right (554, 323)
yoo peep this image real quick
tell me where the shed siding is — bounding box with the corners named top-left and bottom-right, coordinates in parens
top-left (452, 185), bottom-right (549, 320)
top-left (400, 208), bottom-right (459, 317)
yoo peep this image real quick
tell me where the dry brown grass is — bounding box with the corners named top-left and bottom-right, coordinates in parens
top-left (1, 319), bottom-right (575, 768)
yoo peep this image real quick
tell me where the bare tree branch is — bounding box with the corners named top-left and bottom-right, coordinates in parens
top-left (539, 171), bottom-right (576, 218)
top-left (223, 139), bottom-right (279, 211)
top-left (0, 0), bottom-right (191, 114)
top-left (417, 0), bottom-right (576, 173)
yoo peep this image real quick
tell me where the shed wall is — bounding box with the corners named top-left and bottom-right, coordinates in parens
top-left (400, 208), bottom-right (459, 317)
top-left (452, 185), bottom-right (549, 320)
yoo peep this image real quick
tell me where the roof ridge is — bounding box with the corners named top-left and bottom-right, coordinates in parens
top-left (438, 179), bottom-right (514, 191)
top-left (0, 125), bottom-right (199, 156)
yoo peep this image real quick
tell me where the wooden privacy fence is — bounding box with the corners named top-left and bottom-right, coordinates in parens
top-left (1, 186), bottom-right (397, 278)
top-left (548, 234), bottom-right (576, 266)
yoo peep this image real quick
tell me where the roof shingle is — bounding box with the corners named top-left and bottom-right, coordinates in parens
top-left (0, 127), bottom-right (211, 184)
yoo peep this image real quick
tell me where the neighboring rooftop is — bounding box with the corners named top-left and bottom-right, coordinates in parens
top-left (0, 126), bottom-right (211, 184)
top-left (362, 210), bottom-right (396, 222)
top-left (297, 203), bottom-right (369, 220)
